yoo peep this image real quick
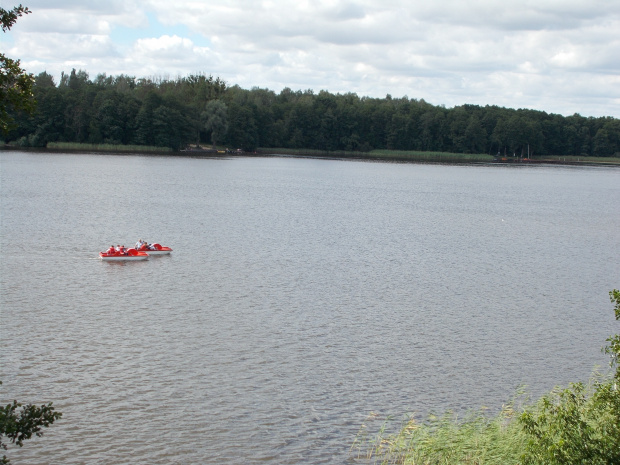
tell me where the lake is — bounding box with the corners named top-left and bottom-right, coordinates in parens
top-left (1, 151), bottom-right (619, 464)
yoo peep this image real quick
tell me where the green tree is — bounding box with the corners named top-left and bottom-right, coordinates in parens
top-left (151, 104), bottom-right (191, 150)
top-left (24, 80), bottom-right (66, 146)
top-left (387, 111), bottom-right (413, 150)
top-left (225, 102), bottom-right (258, 151)
top-left (491, 117), bottom-right (510, 155)
top-left (604, 289), bottom-right (620, 379)
top-left (62, 73), bottom-right (97, 143)
top-left (464, 114), bottom-right (488, 153)
top-left (593, 120), bottom-right (620, 157)
top-left (34, 71), bottom-right (54, 89)
top-left (419, 107), bottom-right (447, 152)
top-left (0, 382), bottom-right (62, 465)
top-left (447, 106), bottom-right (470, 152)
top-left (0, 4), bottom-right (35, 135)
top-left (0, 4), bottom-right (28, 31)
top-left (132, 90), bottom-right (162, 146)
top-left (202, 99), bottom-right (228, 148)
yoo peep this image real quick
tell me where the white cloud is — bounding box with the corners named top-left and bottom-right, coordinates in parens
top-left (15, 32), bottom-right (118, 61)
top-left (119, 35), bottom-right (217, 77)
top-left (4, 0), bottom-right (620, 116)
top-left (133, 35), bottom-right (198, 60)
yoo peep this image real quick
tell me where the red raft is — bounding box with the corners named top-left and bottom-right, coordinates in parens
top-left (136, 243), bottom-right (173, 255)
top-left (99, 248), bottom-right (149, 261)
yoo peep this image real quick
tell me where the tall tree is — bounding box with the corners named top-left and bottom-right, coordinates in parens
top-left (0, 4), bottom-right (34, 135)
top-left (226, 102), bottom-right (258, 150)
top-left (593, 119), bottom-right (620, 156)
top-left (132, 90), bottom-right (162, 146)
top-left (202, 99), bottom-right (228, 149)
top-left (464, 115), bottom-right (488, 153)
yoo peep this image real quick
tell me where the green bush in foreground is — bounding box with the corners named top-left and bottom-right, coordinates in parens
top-left (353, 290), bottom-right (620, 465)
top-left (520, 289), bottom-right (620, 465)
top-left (0, 382), bottom-right (62, 465)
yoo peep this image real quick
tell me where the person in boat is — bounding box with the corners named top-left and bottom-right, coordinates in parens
top-left (115, 244), bottom-right (121, 252)
top-left (120, 245), bottom-right (127, 255)
top-left (135, 239), bottom-right (144, 249)
top-left (106, 245), bottom-right (115, 255)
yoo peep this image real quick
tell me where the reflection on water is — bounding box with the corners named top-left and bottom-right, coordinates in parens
top-left (1, 152), bottom-right (619, 464)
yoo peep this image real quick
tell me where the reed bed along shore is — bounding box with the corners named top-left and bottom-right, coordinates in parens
top-left (534, 155), bottom-right (620, 164)
top-left (260, 148), bottom-right (620, 164)
top-left (350, 370), bottom-right (619, 465)
top-left (46, 142), bottom-right (173, 153)
top-left (2, 143), bottom-right (618, 164)
top-left (258, 148), bottom-right (495, 163)
top-left (367, 149), bottom-right (495, 163)
top-left (351, 395), bottom-right (527, 465)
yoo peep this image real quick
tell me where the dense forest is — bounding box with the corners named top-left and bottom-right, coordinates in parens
top-left (4, 69), bottom-right (620, 156)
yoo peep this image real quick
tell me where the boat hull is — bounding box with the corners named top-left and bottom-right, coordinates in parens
top-left (136, 245), bottom-right (173, 255)
top-left (99, 248), bottom-right (149, 261)
top-left (99, 254), bottom-right (149, 261)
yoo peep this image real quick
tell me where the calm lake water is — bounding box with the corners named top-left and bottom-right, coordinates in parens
top-left (1, 151), bottom-right (619, 464)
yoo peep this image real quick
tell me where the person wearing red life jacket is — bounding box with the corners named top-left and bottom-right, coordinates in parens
top-left (106, 245), bottom-right (115, 255)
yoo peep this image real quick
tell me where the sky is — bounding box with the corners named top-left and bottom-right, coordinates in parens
top-left (3, 0), bottom-right (620, 117)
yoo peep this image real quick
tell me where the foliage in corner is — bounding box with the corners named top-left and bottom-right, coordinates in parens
top-left (519, 289), bottom-right (620, 465)
top-left (604, 289), bottom-right (620, 379)
top-left (0, 4), bottom-right (35, 135)
top-left (352, 290), bottom-right (620, 465)
top-left (0, 382), bottom-right (63, 464)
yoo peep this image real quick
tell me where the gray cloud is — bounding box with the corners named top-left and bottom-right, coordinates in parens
top-left (5, 0), bottom-right (620, 116)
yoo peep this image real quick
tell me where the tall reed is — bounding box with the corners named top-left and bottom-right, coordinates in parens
top-left (368, 150), bottom-right (494, 162)
top-left (258, 148), bottom-right (495, 163)
top-left (46, 142), bottom-right (172, 153)
top-left (352, 398), bottom-right (527, 465)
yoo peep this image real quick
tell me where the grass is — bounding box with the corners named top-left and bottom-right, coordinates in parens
top-left (46, 142), bottom-right (172, 153)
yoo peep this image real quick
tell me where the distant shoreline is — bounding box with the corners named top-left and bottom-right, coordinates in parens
top-left (2, 144), bottom-right (619, 166)
top-left (257, 149), bottom-right (620, 166)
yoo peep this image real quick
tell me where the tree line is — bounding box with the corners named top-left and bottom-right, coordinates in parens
top-left (4, 68), bottom-right (620, 156)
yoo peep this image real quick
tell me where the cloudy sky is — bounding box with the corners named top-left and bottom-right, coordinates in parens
top-left (4, 0), bottom-right (620, 117)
